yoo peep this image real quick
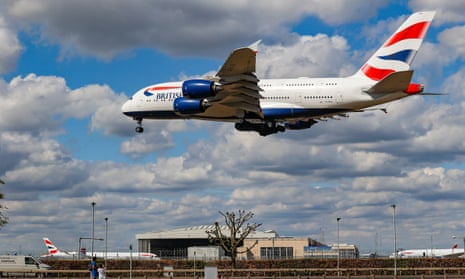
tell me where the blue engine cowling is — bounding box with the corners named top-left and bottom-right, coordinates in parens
top-left (173, 97), bottom-right (208, 114)
top-left (182, 79), bottom-right (220, 98)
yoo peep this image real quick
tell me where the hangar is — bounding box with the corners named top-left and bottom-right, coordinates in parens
top-left (136, 225), bottom-right (276, 259)
top-left (136, 225), bottom-right (359, 260)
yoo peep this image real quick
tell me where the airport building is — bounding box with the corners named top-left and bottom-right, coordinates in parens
top-left (136, 225), bottom-right (358, 260)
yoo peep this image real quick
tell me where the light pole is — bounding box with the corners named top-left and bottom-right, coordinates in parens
top-left (193, 251), bottom-right (196, 278)
top-left (79, 237), bottom-right (104, 260)
top-left (91, 202), bottom-right (96, 258)
top-left (452, 236), bottom-right (465, 257)
top-left (104, 217), bottom-right (108, 267)
top-left (272, 236), bottom-right (275, 260)
top-left (129, 244), bottom-right (133, 279)
top-left (391, 204), bottom-right (397, 279)
top-left (337, 217), bottom-right (341, 277)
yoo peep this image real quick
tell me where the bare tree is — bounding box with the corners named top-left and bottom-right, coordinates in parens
top-left (206, 210), bottom-right (261, 268)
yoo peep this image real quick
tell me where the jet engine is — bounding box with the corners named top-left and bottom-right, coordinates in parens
top-left (182, 79), bottom-right (222, 98)
top-left (173, 97), bottom-right (209, 114)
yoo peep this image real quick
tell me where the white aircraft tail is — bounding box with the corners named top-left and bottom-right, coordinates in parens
top-left (355, 11), bottom-right (435, 81)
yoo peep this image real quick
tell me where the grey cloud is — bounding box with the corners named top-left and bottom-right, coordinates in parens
top-left (0, 16), bottom-right (21, 74)
top-left (4, 0), bottom-right (389, 60)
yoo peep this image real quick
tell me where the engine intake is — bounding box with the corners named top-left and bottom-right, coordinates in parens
top-left (182, 79), bottom-right (221, 98)
top-left (173, 97), bottom-right (209, 115)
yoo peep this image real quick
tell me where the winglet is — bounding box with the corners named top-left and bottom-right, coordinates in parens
top-left (248, 40), bottom-right (261, 53)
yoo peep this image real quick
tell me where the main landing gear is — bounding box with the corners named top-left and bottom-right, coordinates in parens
top-left (135, 118), bottom-right (144, 133)
top-left (235, 120), bottom-right (285, 136)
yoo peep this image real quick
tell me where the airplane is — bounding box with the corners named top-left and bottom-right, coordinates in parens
top-left (395, 244), bottom-right (464, 258)
top-left (41, 237), bottom-right (158, 260)
top-left (41, 237), bottom-right (79, 259)
top-left (121, 11), bottom-right (436, 136)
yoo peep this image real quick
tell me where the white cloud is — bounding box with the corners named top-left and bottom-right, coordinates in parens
top-left (258, 35), bottom-right (354, 78)
top-left (438, 25), bottom-right (465, 59)
top-left (409, 0), bottom-right (465, 24)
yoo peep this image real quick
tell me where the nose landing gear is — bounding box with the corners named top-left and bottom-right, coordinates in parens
top-left (135, 118), bottom-right (144, 133)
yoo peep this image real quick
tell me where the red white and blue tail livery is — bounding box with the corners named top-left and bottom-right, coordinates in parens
top-left (358, 11), bottom-right (435, 81)
top-left (41, 237), bottom-right (79, 259)
top-left (122, 12), bottom-right (436, 136)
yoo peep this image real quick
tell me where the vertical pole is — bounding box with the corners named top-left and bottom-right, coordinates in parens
top-left (129, 244), bottom-right (133, 279)
top-left (272, 237), bottom-right (275, 260)
top-left (78, 238), bottom-right (81, 260)
top-left (337, 217), bottom-right (341, 277)
top-left (391, 204), bottom-right (397, 279)
top-left (91, 202), bottom-right (96, 258)
top-left (105, 217), bottom-right (108, 268)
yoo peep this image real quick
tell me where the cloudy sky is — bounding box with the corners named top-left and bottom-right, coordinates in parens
top-left (1, 0), bottom-right (465, 257)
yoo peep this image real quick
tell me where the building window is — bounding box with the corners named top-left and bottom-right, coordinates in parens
top-left (260, 247), bottom-right (293, 259)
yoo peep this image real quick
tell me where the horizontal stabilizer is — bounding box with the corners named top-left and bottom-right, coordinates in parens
top-left (420, 92), bottom-right (448, 96)
top-left (366, 70), bottom-right (413, 94)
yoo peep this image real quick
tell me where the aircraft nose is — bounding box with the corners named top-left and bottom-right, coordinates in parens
top-left (121, 99), bottom-right (132, 116)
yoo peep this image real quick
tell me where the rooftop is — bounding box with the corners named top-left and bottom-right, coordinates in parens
top-left (136, 225), bottom-right (278, 240)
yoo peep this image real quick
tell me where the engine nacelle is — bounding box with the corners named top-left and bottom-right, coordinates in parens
top-left (182, 79), bottom-right (221, 98)
top-left (285, 119), bottom-right (317, 130)
top-left (173, 97), bottom-right (209, 115)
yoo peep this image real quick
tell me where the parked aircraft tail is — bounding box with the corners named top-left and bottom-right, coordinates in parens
top-left (356, 11), bottom-right (435, 81)
top-left (43, 237), bottom-right (60, 256)
top-left (42, 237), bottom-right (79, 258)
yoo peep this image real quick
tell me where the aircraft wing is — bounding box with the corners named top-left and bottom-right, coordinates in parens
top-left (208, 40), bottom-right (264, 117)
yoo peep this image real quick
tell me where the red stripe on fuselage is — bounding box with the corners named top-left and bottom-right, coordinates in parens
top-left (385, 21), bottom-right (430, 47)
top-left (147, 86), bottom-right (180, 91)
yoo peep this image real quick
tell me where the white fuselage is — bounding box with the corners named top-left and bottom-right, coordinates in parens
top-left (397, 248), bottom-right (464, 258)
top-left (122, 75), bottom-right (408, 122)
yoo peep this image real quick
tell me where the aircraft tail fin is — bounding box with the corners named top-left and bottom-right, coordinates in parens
top-left (43, 237), bottom-right (60, 255)
top-left (356, 11), bottom-right (435, 81)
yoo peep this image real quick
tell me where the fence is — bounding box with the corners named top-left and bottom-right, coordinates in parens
top-left (6, 267), bottom-right (465, 279)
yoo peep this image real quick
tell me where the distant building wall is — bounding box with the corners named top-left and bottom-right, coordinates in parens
top-left (241, 238), bottom-right (310, 260)
top-left (188, 246), bottom-right (224, 261)
top-left (304, 244), bottom-right (359, 259)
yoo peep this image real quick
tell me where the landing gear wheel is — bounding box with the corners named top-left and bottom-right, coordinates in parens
top-left (134, 118), bottom-right (144, 133)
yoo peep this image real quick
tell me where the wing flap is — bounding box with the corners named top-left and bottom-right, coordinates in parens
top-left (219, 94), bottom-right (260, 106)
